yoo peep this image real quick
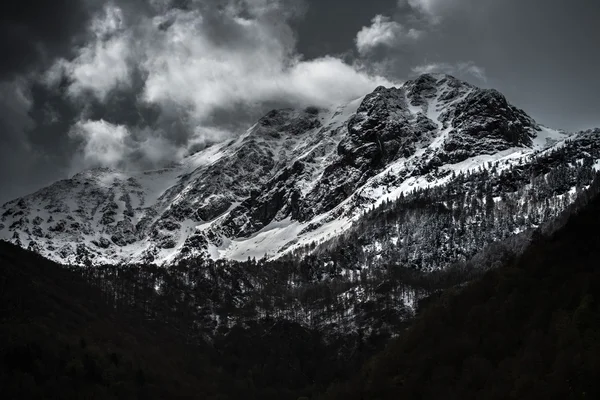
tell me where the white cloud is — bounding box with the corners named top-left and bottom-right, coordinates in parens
top-left (400, 0), bottom-right (446, 23)
top-left (141, 8), bottom-right (392, 120)
top-left (283, 57), bottom-right (394, 104)
top-left (66, 36), bottom-right (131, 100)
top-left (355, 15), bottom-right (422, 55)
top-left (407, 0), bottom-right (439, 15)
top-left (355, 15), bottom-right (402, 54)
top-left (69, 119), bottom-right (191, 170)
top-left (53, 2), bottom-right (392, 115)
top-left (91, 4), bottom-right (125, 37)
top-left (401, 0), bottom-right (491, 25)
top-left (69, 120), bottom-right (131, 167)
top-left (46, 4), bottom-right (131, 101)
top-left (45, 1), bottom-right (395, 169)
top-left (411, 61), bottom-right (487, 82)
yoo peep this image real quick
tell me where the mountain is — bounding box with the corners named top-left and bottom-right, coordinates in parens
top-left (3, 154), bottom-right (600, 400)
top-left (320, 175), bottom-right (600, 400)
top-left (3, 67), bottom-right (600, 398)
top-left (0, 73), bottom-right (596, 267)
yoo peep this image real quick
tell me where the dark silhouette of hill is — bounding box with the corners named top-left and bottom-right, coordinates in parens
top-left (0, 241), bottom-right (226, 399)
top-left (3, 175), bottom-right (600, 399)
top-left (0, 241), bottom-right (382, 399)
top-left (320, 178), bottom-right (600, 399)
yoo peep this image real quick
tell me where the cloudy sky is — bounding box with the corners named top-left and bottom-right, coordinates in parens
top-left (1, 0), bottom-right (598, 204)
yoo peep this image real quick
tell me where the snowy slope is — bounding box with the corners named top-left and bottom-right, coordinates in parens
top-left (0, 74), bottom-right (586, 266)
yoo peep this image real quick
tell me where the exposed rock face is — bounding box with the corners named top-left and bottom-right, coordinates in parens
top-left (0, 73), bottom-right (585, 266)
top-left (442, 89), bottom-right (537, 160)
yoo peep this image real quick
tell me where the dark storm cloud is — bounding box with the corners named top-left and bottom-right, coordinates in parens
top-left (0, 0), bottom-right (599, 205)
top-left (44, 0), bottom-right (389, 166)
top-left (0, 0), bottom-right (111, 203)
top-left (0, 0), bottom-right (142, 202)
top-left (0, 0), bottom-right (391, 204)
top-left (0, 0), bottom-right (106, 79)
top-left (0, 80), bottom-right (37, 204)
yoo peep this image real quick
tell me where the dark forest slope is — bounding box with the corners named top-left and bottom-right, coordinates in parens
top-left (0, 241), bottom-right (381, 400)
top-left (3, 176), bottom-right (600, 399)
top-left (321, 181), bottom-right (600, 399)
top-left (0, 241), bottom-right (227, 399)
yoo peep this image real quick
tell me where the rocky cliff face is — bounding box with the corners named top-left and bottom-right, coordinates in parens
top-left (0, 73), bottom-right (588, 266)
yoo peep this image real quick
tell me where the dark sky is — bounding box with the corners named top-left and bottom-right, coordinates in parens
top-left (0, 0), bottom-right (599, 204)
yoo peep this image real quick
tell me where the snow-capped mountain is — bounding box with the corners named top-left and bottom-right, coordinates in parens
top-left (0, 73), bottom-right (591, 266)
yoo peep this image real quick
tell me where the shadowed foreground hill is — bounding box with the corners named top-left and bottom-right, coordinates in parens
top-left (3, 179), bottom-right (600, 399)
top-left (321, 182), bottom-right (600, 399)
top-left (0, 241), bottom-right (226, 399)
top-left (0, 240), bottom-right (379, 400)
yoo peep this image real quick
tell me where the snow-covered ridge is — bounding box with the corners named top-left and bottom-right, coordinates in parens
top-left (0, 74), bottom-right (585, 266)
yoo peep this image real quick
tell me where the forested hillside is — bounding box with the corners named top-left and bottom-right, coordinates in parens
top-left (0, 241), bottom-right (392, 399)
top-left (297, 135), bottom-right (599, 272)
top-left (2, 162), bottom-right (600, 400)
top-left (66, 147), bottom-right (600, 340)
top-left (320, 174), bottom-right (600, 400)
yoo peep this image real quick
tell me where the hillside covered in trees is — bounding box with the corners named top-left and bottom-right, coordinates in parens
top-left (2, 171), bottom-right (600, 399)
top-left (0, 241), bottom-right (233, 399)
top-left (0, 241), bottom-right (395, 399)
top-left (320, 174), bottom-right (600, 400)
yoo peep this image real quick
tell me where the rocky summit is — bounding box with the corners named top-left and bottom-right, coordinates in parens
top-left (0, 73), bottom-right (595, 266)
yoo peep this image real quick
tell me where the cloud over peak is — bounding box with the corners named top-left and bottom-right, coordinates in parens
top-left (42, 0), bottom-right (393, 171)
top-left (355, 14), bottom-right (422, 56)
top-left (411, 61), bottom-right (487, 82)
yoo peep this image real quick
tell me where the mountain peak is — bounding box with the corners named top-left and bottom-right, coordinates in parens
top-left (253, 107), bottom-right (322, 138)
top-left (414, 72), bottom-right (444, 82)
top-left (0, 76), bottom-right (581, 266)
top-left (408, 72), bottom-right (469, 85)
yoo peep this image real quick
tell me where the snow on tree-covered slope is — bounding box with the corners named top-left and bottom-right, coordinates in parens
top-left (0, 73), bottom-right (589, 266)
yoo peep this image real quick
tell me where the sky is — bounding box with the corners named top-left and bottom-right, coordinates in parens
top-left (0, 0), bottom-right (599, 204)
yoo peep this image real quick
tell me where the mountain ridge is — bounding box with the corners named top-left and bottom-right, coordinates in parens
top-left (0, 74), bottom-right (593, 266)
